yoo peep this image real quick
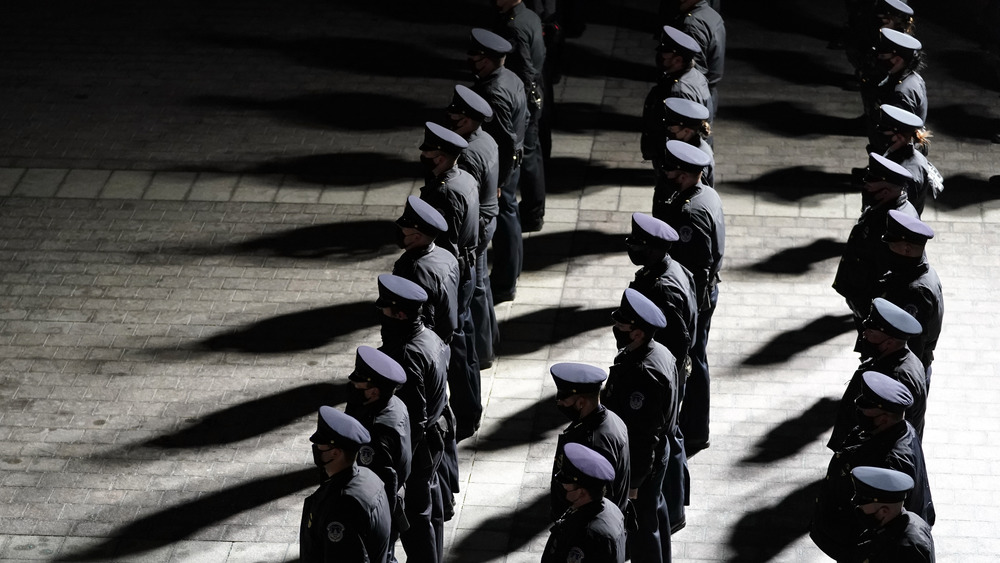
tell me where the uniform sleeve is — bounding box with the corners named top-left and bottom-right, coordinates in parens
top-left (360, 426), bottom-right (401, 509)
top-left (682, 206), bottom-right (716, 308)
top-left (397, 348), bottom-right (428, 445)
top-left (621, 375), bottom-right (669, 488)
top-left (317, 498), bottom-right (372, 563)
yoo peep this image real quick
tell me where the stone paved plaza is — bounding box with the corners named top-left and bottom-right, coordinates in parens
top-left (1, 0), bottom-right (999, 561)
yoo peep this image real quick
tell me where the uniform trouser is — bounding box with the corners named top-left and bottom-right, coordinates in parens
top-left (519, 109), bottom-right (546, 226)
top-left (399, 430), bottom-right (445, 563)
top-left (448, 267), bottom-right (481, 439)
top-left (472, 217), bottom-right (499, 364)
top-left (491, 165), bottom-right (523, 297)
top-left (679, 285), bottom-right (717, 446)
top-left (629, 459), bottom-right (671, 563)
top-left (661, 430), bottom-right (689, 534)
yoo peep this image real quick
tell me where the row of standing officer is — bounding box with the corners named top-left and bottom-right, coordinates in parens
top-left (296, 18), bottom-right (555, 560)
top-left (817, 5), bottom-right (943, 556)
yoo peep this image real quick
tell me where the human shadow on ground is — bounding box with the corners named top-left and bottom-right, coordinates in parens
top-left (742, 314), bottom-right (855, 366)
top-left (727, 48), bottom-right (851, 88)
top-left (55, 467), bottom-right (318, 561)
top-left (741, 398), bottom-right (840, 464)
top-left (926, 103), bottom-right (999, 142)
top-left (189, 92), bottom-right (431, 132)
top-left (724, 101), bottom-right (863, 138)
top-left (474, 395), bottom-right (566, 453)
top-left (195, 32), bottom-right (463, 81)
top-left (553, 102), bottom-right (644, 134)
top-left (154, 220), bottom-right (398, 261)
top-left (727, 166), bottom-right (853, 202)
top-left (544, 156), bottom-right (652, 195)
top-left (727, 480), bottom-right (824, 563)
top-left (145, 382), bottom-right (352, 448)
top-left (521, 230), bottom-right (625, 272)
top-left (933, 174), bottom-right (1000, 210)
top-left (200, 301), bottom-right (378, 354)
top-left (449, 491), bottom-right (551, 561)
top-left (743, 238), bottom-right (845, 275)
top-left (498, 305), bottom-right (618, 356)
top-left (560, 42), bottom-right (654, 82)
top-left (933, 49), bottom-right (999, 91)
top-left (231, 152), bottom-right (418, 187)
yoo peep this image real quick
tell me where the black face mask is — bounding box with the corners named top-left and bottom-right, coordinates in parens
top-left (557, 402), bottom-right (581, 422)
top-left (858, 338), bottom-right (880, 360)
top-left (885, 250), bottom-right (921, 272)
top-left (395, 228), bottom-right (408, 250)
top-left (346, 386), bottom-right (370, 410)
top-left (420, 155), bottom-right (437, 174)
top-left (311, 444), bottom-right (326, 468)
top-left (627, 244), bottom-right (654, 267)
top-left (856, 408), bottom-right (879, 433)
top-left (612, 326), bottom-right (633, 349)
top-left (381, 316), bottom-right (414, 345)
top-left (854, 505), bottom-right (881, 530)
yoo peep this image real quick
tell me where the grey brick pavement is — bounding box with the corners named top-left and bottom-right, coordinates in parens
top-left (1, 0), bottom-right (1000, 561)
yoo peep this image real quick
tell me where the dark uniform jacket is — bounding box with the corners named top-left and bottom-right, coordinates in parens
top-left (347, 395), bottom-right (413, 516)
top-left (459, 126), bottom-right (500, 221)
top-left (419, 167), bottom-right (479, 276)
top-left (393, 243), bottom-right (459, 341)
top-left (874, 259), bottom-right (943, 369)
top-left (872, 71), bottom-right (928, 125)
top-left (300, 465), bottom-right (391, 563)
top-left (653, 182), bottom-right (725, 311)
top-left (641, 68), bottom-right (712, 162)
top-left (671, 1), bottom-right (726, 89)
top-left (694, 135), bottom-right (714, 187)
top-left (550, 405), bottom-right (631, 520)
top-left (602, 339), bottom-right (678, 489)
top-left (812, 421), bottom-right (935, 561)
top-left (473, 66), bottom-right (527, 182)
top-left (885, 144), bottom-right (932, 216)
top-left (496, 2), bottom-right (546, 102)
top-left (629, 256), bottom-right (699, 364)
top-left (833, 193), bottom-right (918, 315)
top-left (380, 322), bottom-right (450, 445)
top-left (542, 498), bottom-right (627, 563)
top-left (829, 347), bottom-right (928, 448)
top-left (853, 511), bottom-right (935, 563)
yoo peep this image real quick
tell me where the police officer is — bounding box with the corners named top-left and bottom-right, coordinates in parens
top-left (468, 28), bottom-right (528, 304)
top-left (811, 372), bottom-right (934, 561)
top-left (860, 28), bottom-right (926, 150)
top-left (544, 442), bottom-right (627, 563)
top-left (418, 122), bottom-right (482, 440)
top-left (494, 0), bottom-right (547, 233)
top-left (663, 98), bottom-right (714, 187)
top-left (603, 289), bottom-right (677, 563)
top-left (642, 26), bottom-right (712, 168)
top-left (875, 211), bottom-right (943, 380)
top-left (344, 345), bottom-right (412, 555)
top-left (373, 274), bottom-right (452, 563)
top-left (652, 140), bottom-right (724, 456)
top-left (660, 0), bottom-right (725, 118)
top-left (830, 298), bottom-right (927, 447)
top-left (445, 85), bottom-right (501, 369)
top-left (624, 213), bottom-right (696, 532)
top-left (393, 195), bottom-right (459, 345)
top-left (845, 0), bottom-right (914, 75)
top-left (834, 153), bottom-right (918, 330)
top-left (301, 406), bottom-right (391, 562)
top-left (851, 466), bottom-right (935, 562)
top-left (550, 362), bottom-right (631, 520)
top-left (874, 104), bottom-right (940, 215)
top-left (626, 213), bottom-right (697, 378)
